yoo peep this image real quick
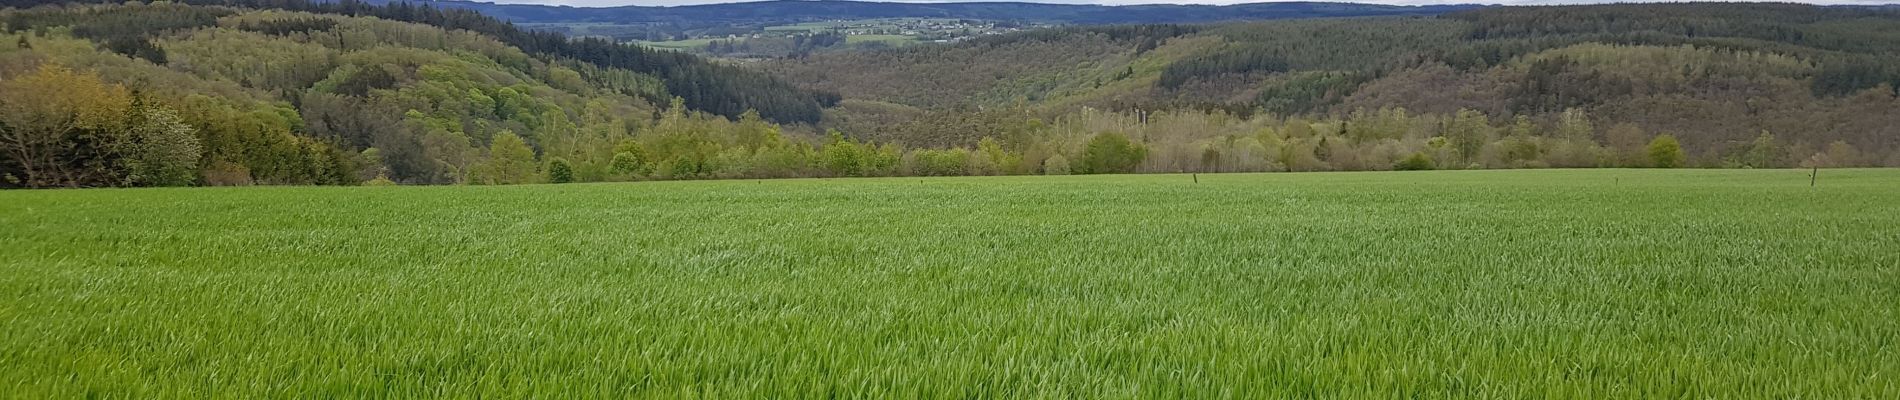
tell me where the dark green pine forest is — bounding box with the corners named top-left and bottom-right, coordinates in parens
top-left (2, 1), bottom-right (1898, 188)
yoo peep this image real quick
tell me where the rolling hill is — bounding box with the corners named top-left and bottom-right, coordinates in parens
top-left (385, 0), bottom-right (1481, 25)
top-left (5, 1), bottom-right (1899, 190)
top-left (0, 0), bottom-right (856, 188)
top-left (768, 3), bottom-right (1900, 168)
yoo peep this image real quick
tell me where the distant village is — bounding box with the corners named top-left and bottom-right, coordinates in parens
top-left (819, 18), bottom-right (1031, 42)
top-left (731, 18), bottom-right (1038, 43)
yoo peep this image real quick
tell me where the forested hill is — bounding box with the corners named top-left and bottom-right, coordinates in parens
top-left (770, 3), bottom-right (1900, 169)
top-left (1, 0), bottom-right (874, 188)
top-left (365, 0), bottom-right (1480, 25)
top-left (6, 1), bottom-right (1900, 191)
top-left (4, 0), bottom-right (836, 124)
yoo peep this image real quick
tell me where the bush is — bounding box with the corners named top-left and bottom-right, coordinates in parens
top-left (547, 157), bottom-right (574, 184)
top-left (821, 140), bottom-right (864, 177)
top-left (202, 161), bottom-right (254, 186)
top-left (1044, 155), bottom-right (1072, 175)
top-left (1394, 152), bottom-right (1435, 171)
top-left (914, 148), bottom-right (972, 176)
top-left (609, 151), bottom-right (644, 177)
top-left (659, 156), bottom-right (703, 180)
top-left (364, 174), bottom-right (398, 186)
top-left (1080, 133), bottom-right (1146, 174)
top-left (1648, 134), bottom-right (1685, 168)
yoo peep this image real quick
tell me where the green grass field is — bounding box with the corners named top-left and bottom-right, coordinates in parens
top-left (635, 38), bottom-right (719, 50)
top-left (845, 34), bottom-right (920, 46)
top-left (763, 18), bottom-right (963, 33)
top-left (2, 170), bottom-right (1896, 397)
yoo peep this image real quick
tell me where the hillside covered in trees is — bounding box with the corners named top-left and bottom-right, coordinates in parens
top-left (770, 3), bottom-right (1900, 171)
top-left (4, 2), bottom-right (1898, 189)
top-left (7, 0), bottom-right (837, 124)
top-left (430, 0), bottom-right (1475, 25)
top-left (0, 0), bottom-right (852, 188)
top-left (393, 0), bottom-right (1476, 42)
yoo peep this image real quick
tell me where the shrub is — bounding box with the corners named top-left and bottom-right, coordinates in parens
top-left (1648, 134), bottom-right (1685, 168)
top-left (1394, 152), bottom-right (1435, 171)
top-left (1080, 133), bottom-right (1146, 174)
top-left (202, 161), bottom-right (254, 186)
top-left (1044, 155), bottom-right (1072, 175)
top-left (547, 157), bottom-right (574, 184)
top-left (363, 174), bottom-right (397, 186)
top-left (610, 152), bottom-right (644, 177)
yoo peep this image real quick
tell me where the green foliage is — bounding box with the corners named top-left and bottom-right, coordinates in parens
top-left (0, 64), bottom-right (210, 188)
top-left (609, 151), bottom-right (644, 177)
top-left (820, 131), bottom-right (865, 177)
top-left (1394, 152), bottom-right (1435, 171)
top-left (975, 137), bottom-right (1023, 175)
top-left (9, 2), bottom-right (1900, 187)
top-left (1445, 109), bottom-right (1491, 166)
top-left (1042, 154), bottom-right (1071, 175)
top-left (1739, 131), bottom-right (1785, 169)
top-left (363, 173), bottom-right (397, 186)
top-left (2, 2), bottom-right (224, 64)
top-left (1158, 45), bottom-right (1287, 89)
top-left (470, 132), bottom-right (537, 184)
top-left (911, 148), bottom-right (972, 176)
top-left (1079, 132), bottom-right (1147, 174)
top-left (123, 106), bottom-right (204, 187)
top-left (1255, 71), bottom-right (1369, 115)
top-left (546, 157), bottom-right (574, 184)
top-left (773, 3), bottom-right (1900, 171)
top-left (1647, 134), bottom-right (1685, 168)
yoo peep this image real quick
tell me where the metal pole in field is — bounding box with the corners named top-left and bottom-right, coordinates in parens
top-left (1811, 167), bottom-right (1818, 187)
top-left (1192, 173), bottom-right (1198, 184)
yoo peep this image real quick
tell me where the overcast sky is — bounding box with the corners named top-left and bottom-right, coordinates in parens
top-left (475, 0), bottom-right (1896, 7)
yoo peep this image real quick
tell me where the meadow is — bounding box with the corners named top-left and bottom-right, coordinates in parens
top-left (844, 34), bottom-right (920, 46)
top-left (634, 37), bottom-right (723, 50)
top-left (1, 169), bottom-right (1895, 397)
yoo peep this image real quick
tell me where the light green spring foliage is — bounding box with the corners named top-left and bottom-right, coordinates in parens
top-left (1, 170), bottom-right (1897, 397)
top-left (469, 131), bottom-right (539, 185)
top-left (1649, 134), bottom-right (1686, 168)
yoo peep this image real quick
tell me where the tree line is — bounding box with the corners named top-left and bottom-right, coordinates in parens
top-left (2, 2), bottom-right (1894, 189)
top-left (775, 4), bottom-right (1900, 168)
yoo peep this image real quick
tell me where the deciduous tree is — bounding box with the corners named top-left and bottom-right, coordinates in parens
top-left (1647, 134), bottom-right (1685, 168)
top-left (1080, 132), bottom-right (1146, 174)
top-left (470, 131), bottom-right (537, 184)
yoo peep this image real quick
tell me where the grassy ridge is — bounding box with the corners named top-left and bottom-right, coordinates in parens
top-left (2, 170), bottom-right (1897, 397)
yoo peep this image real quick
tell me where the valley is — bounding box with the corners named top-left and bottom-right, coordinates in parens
top-left (4, 1), bottom-right (1898, 397)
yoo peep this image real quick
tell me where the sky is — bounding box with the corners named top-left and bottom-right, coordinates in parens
top-left (473, 0), bottom-right (1896, 7)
